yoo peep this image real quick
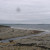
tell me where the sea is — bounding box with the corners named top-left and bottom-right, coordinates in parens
top-left (1, 24), bottom-right (50, 30)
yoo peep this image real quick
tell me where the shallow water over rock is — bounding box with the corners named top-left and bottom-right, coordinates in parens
top-left (0, 30), bottom-right (50, 43)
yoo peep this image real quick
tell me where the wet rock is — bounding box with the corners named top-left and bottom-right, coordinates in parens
top-left (0, 38), bottom-right (3, 41)
top-left (9, 40), bottom-right (13, 43)
top-left (13, 43), bottom-right (37, 46)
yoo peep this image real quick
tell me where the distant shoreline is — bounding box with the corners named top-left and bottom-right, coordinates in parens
top-left (0, 25), bottom-right (10, 28)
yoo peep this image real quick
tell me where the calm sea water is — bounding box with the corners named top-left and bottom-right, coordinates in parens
top-left (2, 24), bottom-right (50, 30)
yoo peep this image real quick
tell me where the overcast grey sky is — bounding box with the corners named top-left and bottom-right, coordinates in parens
top-left (0, 0), bottom-right (50, 24)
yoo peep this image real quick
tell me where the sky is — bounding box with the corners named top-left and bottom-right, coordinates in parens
top-left (0, 0), bottom-right (50, 24)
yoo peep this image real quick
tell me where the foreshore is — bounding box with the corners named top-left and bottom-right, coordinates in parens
top-left (0, 25), bottom-right (44, 40)
top-left (0, 25), bottom-right (50, 50)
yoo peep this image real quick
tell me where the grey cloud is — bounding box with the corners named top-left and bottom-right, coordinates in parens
top-left (0, 0), bottom-right (50, 24)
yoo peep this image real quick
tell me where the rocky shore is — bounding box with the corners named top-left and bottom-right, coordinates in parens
top-left (0, 25), bottom-right (50, 50)
top-left (0, 25), bottom-right (43, 40)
